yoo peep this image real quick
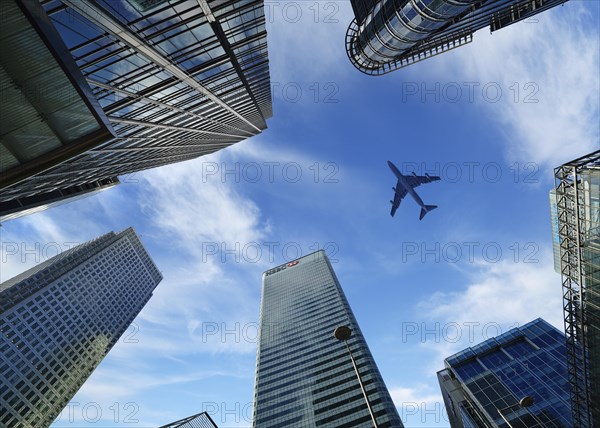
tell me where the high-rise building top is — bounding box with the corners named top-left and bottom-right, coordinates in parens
top-left (345, 0), bottom-right (569, 75)
top-left (438, 318), bottom-right (572, 428)
top-left (0, 228), bottom-right (162, 427)
top-left (0, 177), bottom-right (120, 222)
top-left (252, 250), bottom-right (403, 427)
top-left (1, 0), bottom-right (272, 220)
top-left (554, 149), bottom-right (600, 427)
top-left (159, 411), bottom-right (218, 428)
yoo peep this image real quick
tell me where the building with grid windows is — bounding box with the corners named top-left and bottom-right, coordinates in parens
top-left (437, 318), bottom-right (572, 427)
top-left (0, 228), bottom-right (162, 427)
top-left (252, 250), bottom-right (403, 427)
top-left (159, 411), bottom-right (218, 428)
top-left (554, 150), bottom-right (600, 427)
top-left (0, 0), bottom-right (272, 220)
top-left (345, 0), bottom-right (569, 75)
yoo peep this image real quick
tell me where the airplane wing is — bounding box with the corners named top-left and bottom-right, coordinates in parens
top-left (390, 180), bottom-right (407, 217)
top-left (404, 173), bottom-right (441, 189)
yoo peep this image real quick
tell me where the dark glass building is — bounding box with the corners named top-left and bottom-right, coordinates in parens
top-left (0, 177), bottom-right (120, 222)
top-left (346, 0), bottom-right (569, 74)
top-left (159, 411), bottom-right (218, 428)
top-left (0, 228), bottom-right (162, 427)
top-left (252, 250), bottom-right (403, 427)
top-left (554, 150), bottom-right (600, 427)
top-left (1, 0), bottom-right (272, 219)
top-left (437, 318), bottom-right (572, 427)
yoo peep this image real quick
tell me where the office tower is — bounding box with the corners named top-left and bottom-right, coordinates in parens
top-left (437, 318), bottom-right (572, 427)
top-left (0, 228), bottom-right (162, 427)
top-left (0, 0), bottom-right (272, 219)
top-left (159, 411), bottom-right (218, 428)
top-left (345, 0), bottom-right (569, 75)
top-left (554, 150), bottom-right (600, 427)
top-left (0, 177), bottom-right (120, 222)
top-left (252, 250), bottom-right (402, 427)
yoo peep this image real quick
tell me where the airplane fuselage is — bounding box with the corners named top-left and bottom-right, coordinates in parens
top-left (388, 161), bottom-right (426, 209)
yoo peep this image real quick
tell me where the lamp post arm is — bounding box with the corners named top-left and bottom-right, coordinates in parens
top-left (497, 407), bottom-right (514, 428)
top-left (345, 341), bottom-right (378, 428)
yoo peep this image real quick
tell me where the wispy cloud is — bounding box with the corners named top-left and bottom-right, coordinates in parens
top-left (409, 248), bottom-right (562, 380)
top-left (390, 385), bottom-right (447, 427)
top-left (439, 4), bottom-right (599, 166)
top-left (52, 365), bottom-right (235, 427)
top-left (0, 211), bottom-right (103, 281)
top-left (266, 2), bottom-right (355, 83)
top-left (119, 150), bottom-right (271, 355)
top-left (385, 250), bottom-right (563, 425)
top-left (139, 154), bottom-right (269, 249)
top-left (419, 251), bottom-right (562, 331)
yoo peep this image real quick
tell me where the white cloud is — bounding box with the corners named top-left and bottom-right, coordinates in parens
top-left (227, 135), bottom-right (323, 167)
top-left (139, 154), bottom-right (269, 249)
top-left (75, 367), bottom-right (232, 402)
top-left (390, 385), bottom-right (447, 427)
top-left (420, 252), bottom-right (563, 331)
top-left (390, 251), bottom-right (564, 426)
top-left (0, 213), bottom-right (100, 282)
top-left (93, 145), bottom-right (278, 360)
top-left (412, 249), bottom-right (563, 378)
top-left (266, 2), bottom-right (355, 83)
top-left (437, 4), bottom-right (600, 166)
top-left (52, 367), bottom-right (234, 427)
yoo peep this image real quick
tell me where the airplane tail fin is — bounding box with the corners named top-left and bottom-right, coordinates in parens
top-left (419, 205), bottom-right (437, 220)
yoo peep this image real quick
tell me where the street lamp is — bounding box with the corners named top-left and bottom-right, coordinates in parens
top-left (497, 396), bottom-right (534, 428)
top-left (333, 325), bottom-right (378, 428)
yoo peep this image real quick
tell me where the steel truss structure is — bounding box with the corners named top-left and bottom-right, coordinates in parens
top-left (554, 149), bottom-right (600, 427)
top-left (159, 411), bottom-right (218, 428)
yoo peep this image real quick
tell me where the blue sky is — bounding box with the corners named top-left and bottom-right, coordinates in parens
top-left (1, 1), bottom-right (599, 426)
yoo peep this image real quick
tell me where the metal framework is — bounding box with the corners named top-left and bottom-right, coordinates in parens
top-left (345, 21), bottom-right (474, 75)
top-left (159, 411), bottom-right (218, 428)
top-left (554, 150), bottom-right (600, 427)
top-left (346, 0), bottom-right (569, 75)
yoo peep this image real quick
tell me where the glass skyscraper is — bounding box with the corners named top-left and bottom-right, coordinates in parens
top-left (345, 0), bottom-right (569, 74)
top-left (159, 411), bottom-right (218, 428)
top-left (252, 250), bottom-right (402, 427)
top-left (0, 228), bottom-right (162, 427)
top-left (437, 318), bottom-right (572, 427)
top-left (1, 0), bottom-right (272, 220)
top-left (554, 150), bottom-right (600, 426)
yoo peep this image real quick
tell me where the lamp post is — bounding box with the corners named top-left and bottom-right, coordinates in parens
top-left (333, 325), bottom-right (378, 428)
top-left (497, 396), bottom-right (534, 428)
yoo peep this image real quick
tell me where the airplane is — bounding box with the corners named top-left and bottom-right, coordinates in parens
top-left (388, 160), bottom-right (441, 220)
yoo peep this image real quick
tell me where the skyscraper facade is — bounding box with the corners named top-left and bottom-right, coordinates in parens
top-left (1, 0), bottom-right (272, 219)
top-left (437, 318), bottom-right (572, 428)
top-left (554, 150), bottom-right (600, 427)
top-left (0, 228), bottom-right (162, 427)
top-left (0, 177), bottom-right (120, 222)
top-left (252, 250), bottom-right (402, 427)
top-left (345, 0), bottom-right (569, 74)
top-left (159, 411), bottom-right (218, 428)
